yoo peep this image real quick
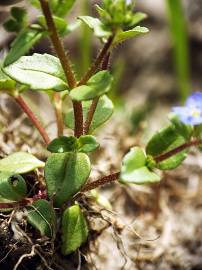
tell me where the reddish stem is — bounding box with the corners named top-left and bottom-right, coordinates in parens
top-left (39, 0), bottom-right (83, 138)
top-left (15, 95), bottom-right (50, 145)
top-left (81, 139), bottom-right (202, 192)
top-left (154, 139), bottom-right (202, 163)
top-left (73, 101), bottom-right (84, 137)
top-left (83, 98), bottom-right (99, 134)
top-left (78, 35), bottom-right (114, 86)
top-left (39, 0), bottom-right (76, 89)
top-left (83, 53), bottom-right (111, 134)
top-left (81, 172), bottom-right (120, 192)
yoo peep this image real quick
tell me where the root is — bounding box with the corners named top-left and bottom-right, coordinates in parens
top-left (13, 244), bottom-right (36, 270)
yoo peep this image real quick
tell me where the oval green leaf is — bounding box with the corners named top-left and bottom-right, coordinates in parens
top-left (114, 26), bottom-right (149, 45)
top-left (38, 15), bottom-right (68, 36)
top-left (45, 152), bottom-right (91, 207)
top-left (146, 125), bottom-right (188, 170)
top-left (0, 171), bottom-right (27, 201)
top-left (0, 152), bottom-right (45, 174)
top-left (27, 199), bottom-right (56, 238)
top-left (62, 204), bottom-right (88, 255)
top-left (4, 28), bottom-right (44, 67)
top-left (70, 71), bottom-right (113, 101)
top-left (169, 114), bottom-right (193, 140)
top-left (120, 147), bottom-right (160, 184)
top-left (53, 0), bottom-right (76, 17)
top-left (78, 135), bottom-right (99, 153)
top-left (47, 136), bottom-right (78, 153)
top-left (78, 16), bottom-right (111, 38)
top-left (3, 53), bottom-right (68, 91)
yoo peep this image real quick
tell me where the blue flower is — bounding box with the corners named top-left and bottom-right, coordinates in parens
top-left (172, 92), bottom-right (202, 125)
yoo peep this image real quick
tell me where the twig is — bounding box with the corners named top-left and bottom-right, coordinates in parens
top-left (15, 95), bottom-right (50, 145)
top-left (39, 0), bottom-right (83, 137)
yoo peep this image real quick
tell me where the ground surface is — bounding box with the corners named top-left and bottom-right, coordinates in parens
top-left (0, 94), bottom-right (201, 270)
top-left (0, 1), bottom-right (202, 269)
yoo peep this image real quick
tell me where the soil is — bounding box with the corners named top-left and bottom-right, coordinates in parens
top-left (0, 94), bottom-right (201, 270)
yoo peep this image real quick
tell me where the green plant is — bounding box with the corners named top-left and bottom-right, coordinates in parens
top-left (0, 0), bottom-right (201, 258)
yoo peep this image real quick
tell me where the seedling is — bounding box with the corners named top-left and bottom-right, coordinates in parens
top-left (0, 0), bottom-right (201, 257)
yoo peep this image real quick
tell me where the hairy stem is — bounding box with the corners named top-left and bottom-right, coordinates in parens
top-left (81, 139), bottom-right (202, 192)
top-left (53, 93), bottom-right (64, 136)
top-left (83, 53), bottom-right (111, 134)
top-left (39, 0), bottom-right (76, 88)
top-left (78, 35), bottom-right (114, 86)
top-left (154, 139), bottom-right (202, 163)
top-left (83, 98), bottom-right (99, 134)
top-left (73, 101), bottom-right (83, 137)
top-left (81, 172), bottom-right (120, 192)
top-left (15, 95), bottom-right (50, 145)
top-left (39, 0), bottom-right (83, 137)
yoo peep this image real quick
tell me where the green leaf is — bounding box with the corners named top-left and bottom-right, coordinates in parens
top-left (38, 16), bottom-right (80, 37)
top-left (120, 147), bottom-right (160, 184)
top-left (47, 136), bottom-right (78, 153)
top-left (65, 95), bottom-right (114, 133)
top-left (130, 12), bottom-right (147, 26)
top-left (3, 7), bottom-right (27, 33)
top-left (3, 53), bottom-right (68, 91)
top-left (70, 71), bottom-right (113, 101)
top-left (146, 125), bottom-right (180, 156)
top-left (53, 0), bottom-right (76, 17)
top-left (3, 19), bottom-right (19, 32)
top-left (169, 114), bottom-right (193, 140)
top-left (11, 7), bottom-right (27, 22)
top-left (27, 199), bottom-right (56, 238)
top-left (0, 64), bottom-right (16, 90)
top-left (194, 124), bottom-right (202, 140)
top-left (146, 125), bottom-right (188, 170)
top-left (47, 135), bottom-right (99, 153)
top-left (0, 152), bottom-right (44, 174)
top-left (78, 16), bottom-right (111, 38)
top-left (30, 0), bottom-right (57, 9)
top-left (4, 28), bottom-right (44, 67)
top-left (0, 172), bottom-right (27, 201)
top-left (45, 152), bottom-right (91, 207)
top-left (38, 15), bottom-right (67, 36)
top-left (62, 204), bottom-right (88, 255)
top-left (78, 135), bottom-right (99, 153)
top-left (98, 0), bottom-right (146, 29)
top-left (96, 5), bottom-right (111, 21)
top-left (114, 26), bottom-right (149, 44)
